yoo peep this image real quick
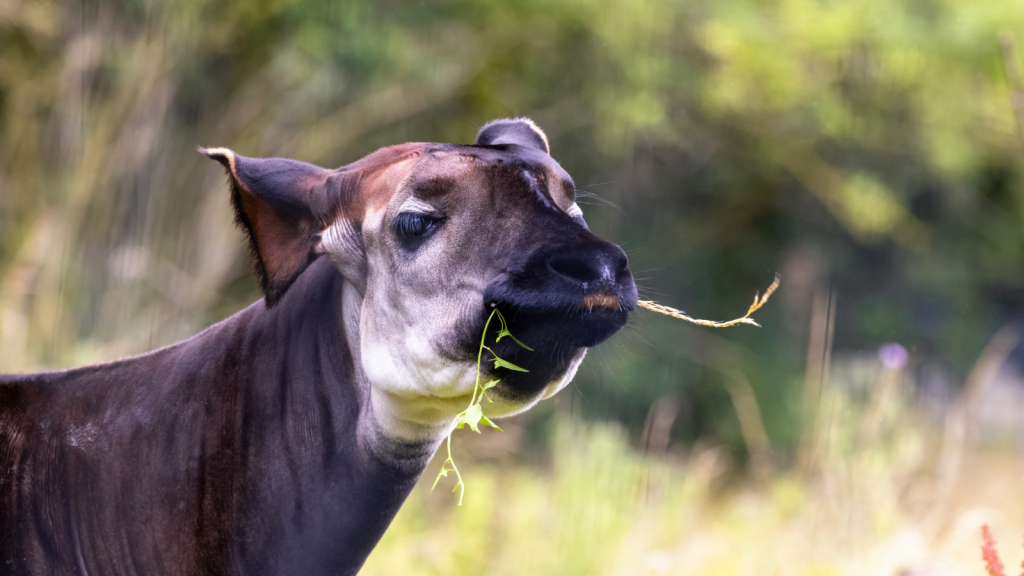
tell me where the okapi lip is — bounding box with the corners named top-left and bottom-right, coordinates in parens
top-left (482, 285), bottom-right (639, 316)
top-left (474, 263), bottom-right (637, 394)
top-left (476, 303), bottom-right (629, 397)
top-left (580, 293), bottom-right (623, 311)
top-left (494, 304), bottom-right (629, 347)
top-left (486, 299), bottom-right (628, 362)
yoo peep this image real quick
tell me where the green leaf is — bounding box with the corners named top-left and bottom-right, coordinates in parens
top-left (496, 328), bottom-right (534, 351)
top-left (493, 356), bottom-right (529, 372)
top-left (463, 403), bottom-right (483, 433)
top-left (480, 414), bottom-right (503, 431)
top-left (480, 379), bottom-right (500, 391)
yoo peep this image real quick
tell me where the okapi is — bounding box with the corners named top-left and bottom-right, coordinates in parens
top-left (0, 118), bottom-right (637, 575)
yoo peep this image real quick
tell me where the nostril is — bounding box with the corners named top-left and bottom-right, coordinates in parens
top-left (548, 254), bottom-right (603, 285)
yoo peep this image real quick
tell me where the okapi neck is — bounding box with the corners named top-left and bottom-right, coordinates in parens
top-left (225, 258), bottom-right (433, 573)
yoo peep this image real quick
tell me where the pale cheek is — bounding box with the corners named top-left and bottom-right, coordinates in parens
top-left (359, 258), bottom-right (586, 438)
top-left (359, 294), bottom-right (477, 400)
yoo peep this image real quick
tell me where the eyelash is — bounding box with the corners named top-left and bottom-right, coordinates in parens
top-left (393, 212), bottom-right (443, 243)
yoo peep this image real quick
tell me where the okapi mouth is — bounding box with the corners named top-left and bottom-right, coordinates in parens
top-left (488, 298), bottom-right (631, 348)
top-left (479, 248), bottom-right (638, 351)
top-left (477, 300), bottom-right (630, 397)
top-left (476, 281), bottom-right (636, 397)
top-left (474, 237), bottom-right (638, 396)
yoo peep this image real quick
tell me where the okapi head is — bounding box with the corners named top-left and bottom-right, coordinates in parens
top-left (202, 118), bottom-right (637, 442)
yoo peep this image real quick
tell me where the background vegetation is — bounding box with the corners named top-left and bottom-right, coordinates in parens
top-left (3, 0), bottom-right (1024, 573)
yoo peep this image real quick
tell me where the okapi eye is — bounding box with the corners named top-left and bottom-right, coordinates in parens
top-left (394, 212), bottom-right (442, 243)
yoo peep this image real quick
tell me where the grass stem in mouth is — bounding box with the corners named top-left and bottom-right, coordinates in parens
top-left (637, 274), bottom-right (780, 328)
top-left (434, 275), bottom-right (780, 504)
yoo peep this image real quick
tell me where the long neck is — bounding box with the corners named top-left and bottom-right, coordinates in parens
top-left (220, 258), bottom-right (436, 575)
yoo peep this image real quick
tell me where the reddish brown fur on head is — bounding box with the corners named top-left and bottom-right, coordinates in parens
top-left (200, 144), bottom-right (424, 305)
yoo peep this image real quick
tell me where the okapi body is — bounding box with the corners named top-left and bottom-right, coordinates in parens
top-left (0, 119), bottom-right (637, 575)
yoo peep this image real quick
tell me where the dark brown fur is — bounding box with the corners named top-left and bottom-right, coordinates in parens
top-left (1, 260), bottom-right (423, 576)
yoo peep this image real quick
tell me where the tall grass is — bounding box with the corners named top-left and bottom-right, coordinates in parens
top-left (362, 355), bottom-right (1024, 576)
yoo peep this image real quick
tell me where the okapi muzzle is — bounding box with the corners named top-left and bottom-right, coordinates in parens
top-left (481, 207), bottom-right (637, 397)
top-left (0, 118), bottom-right (635, 576)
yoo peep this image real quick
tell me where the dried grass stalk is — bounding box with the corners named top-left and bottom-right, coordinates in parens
top-left (637, 274), bottom-right (780, 328)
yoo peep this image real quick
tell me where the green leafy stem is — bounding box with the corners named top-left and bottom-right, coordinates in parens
top-left (432, 308), bottom-right (533, 505)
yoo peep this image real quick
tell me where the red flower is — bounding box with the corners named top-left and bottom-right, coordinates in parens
top-left (981, 524), bottom-right (1006, 576)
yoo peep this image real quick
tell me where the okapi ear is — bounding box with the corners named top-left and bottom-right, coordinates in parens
top-left (200, 147), bottom-right (335, 306)
top-left (474, 117), bottom-right (550, 154)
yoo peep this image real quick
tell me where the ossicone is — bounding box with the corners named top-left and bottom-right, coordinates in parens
top-left (474, 117), bottom-right (550, 155)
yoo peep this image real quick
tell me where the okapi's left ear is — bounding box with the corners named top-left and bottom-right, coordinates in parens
top-left (200, 147), bottom-right (337, 306)
top-left (474, 117), bottom-right (550, 155)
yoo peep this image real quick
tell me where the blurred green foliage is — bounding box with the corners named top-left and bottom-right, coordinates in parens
top-left (3, 0), bottom-right (1024, 463)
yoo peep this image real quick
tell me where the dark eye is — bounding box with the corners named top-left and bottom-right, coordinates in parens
top-left (393, 212), bottom-right (442, 243)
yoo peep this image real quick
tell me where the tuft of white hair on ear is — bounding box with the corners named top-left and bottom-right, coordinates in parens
top-left (198, 147), bottom-right (239, 180)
